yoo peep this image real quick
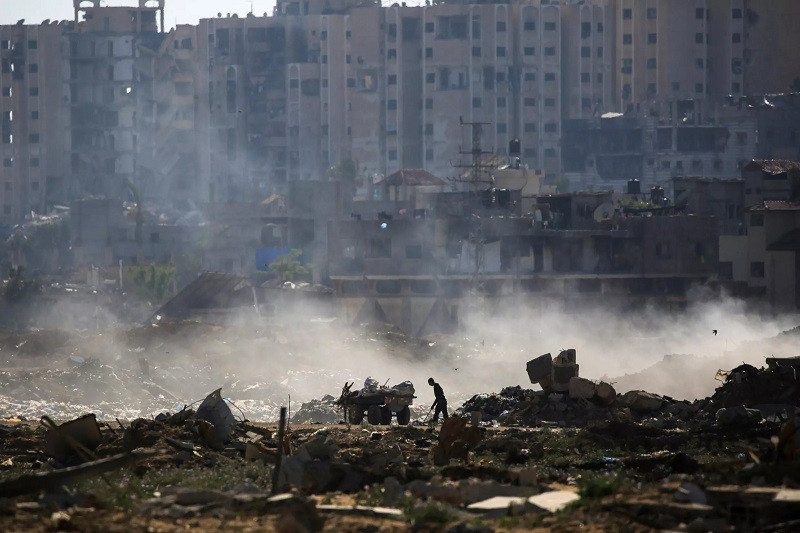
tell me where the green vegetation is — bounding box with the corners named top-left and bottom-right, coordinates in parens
top-left (268, 248), bottom-right (310, 283)
top-left (326, 158), bottom-right (358, 182)
top-left (128, 263), bottom-right (175, 304)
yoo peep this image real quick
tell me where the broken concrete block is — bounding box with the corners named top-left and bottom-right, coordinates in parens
top-left (514, 467), bottom-right (538, 487)
top-left (458, 480), bottom-right (533, 504)
top-left (526, 353), bottom-right (553, 384)
top-left (715, 406), bottom-right (763, 426)
top-left (556, 349), bottom-right (577, 364)
top-left (622, 390), bottom-right (665, 412)
top-left (569, 377), bottom-right (596, 400)
top-left (466, 496), bottom-right (528, 517)
top-left (552, 364), bottom-right (579, 392)
top-left (527, 490), bottom-right (580, 513)
top-left (595, 382), bottom-right (616, 405)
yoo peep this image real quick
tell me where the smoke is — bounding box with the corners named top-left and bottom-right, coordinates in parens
top-left (1, 287), bottom-right (797, 422)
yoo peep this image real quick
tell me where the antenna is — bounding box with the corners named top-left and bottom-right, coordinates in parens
top-left (449, 116), bottom-right (496, 190)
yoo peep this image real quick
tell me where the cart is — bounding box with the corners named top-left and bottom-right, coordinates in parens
top-left (336, 380), bottom-right (415, 425)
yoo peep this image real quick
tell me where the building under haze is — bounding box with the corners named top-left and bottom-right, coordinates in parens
top-left (2, 0), bottom-right (800, 234)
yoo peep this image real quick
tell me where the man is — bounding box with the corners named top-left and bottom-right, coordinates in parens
top-left (428, 377), bottom-right (448, 422)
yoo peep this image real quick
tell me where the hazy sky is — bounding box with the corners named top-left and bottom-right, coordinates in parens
top-left (0, 0), bottom-right (279, 28)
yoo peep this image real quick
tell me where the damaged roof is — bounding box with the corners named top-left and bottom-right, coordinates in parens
top-left (744, 160), bottom-right (800, 174)
top-left (156, 272), bottom-right (253, 320)
top-left (385, 169), bottom-right (446, 187)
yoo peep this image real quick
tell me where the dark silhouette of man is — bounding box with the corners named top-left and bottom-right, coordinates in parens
top-left (428, 377), bottom-right (448, 422)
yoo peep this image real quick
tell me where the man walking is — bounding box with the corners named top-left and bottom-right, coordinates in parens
top-left (428, 377), bottom-right (448, 422)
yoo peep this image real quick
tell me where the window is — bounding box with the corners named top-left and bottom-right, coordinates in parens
top-left (425, 47), bottom-right (433, 59)
top-left (496, 71), bottom-right (505, 83)
top-left (523, 46), bottom-right (534, 56)
top-left (29, 63), bottom-right (38, 73)
top-left (321, 30), bottom-right (327, 40)
top-left (496, 21), bottom-right (506, 32)
top-left (425, 72), bottom-right (435, 83)
top-left (647, 83), bottom-right (656, 94)
top-left (647, 58), bottom-right (657, 69)
top-left (544, 22), bottom-right (556, 31)
top-left (545, 97), bottom-right (555, 107)
top-left (750, 262), bottom-right (765, 278)
top-left (732, 82), bottom-right (741, 93)
top-left (695, 33), bottom-right (704, 44)
top-left (425, 148), bottom-right (433, 161)
top-left (496, 123), bottom-right (506, 134)
top-left (732, 8), bottom-right (742, 19)
top-left (425, 98), bottom-right (433, 109)
top-left (544, 72), bottom-right (555, 81)
top-left (621, 58), bottom-right (632, 74)
top-left (655, 242), bottom-right (671, 257)
top-left (524, 73), bottom-right (536, 81)
top-left (672, 81), bottom-right (680, 91)
top-left (581, 22), bottom-right (591, 38)
top-left (367, 238), bottom-right (392, 258)
top-left (28, 39), bottom-right (37, 49)
top-left (623, 33), bottom-right (632, 45)
top-left (544, 122), bottom-right (557, 133)
top-left (346, 78), bottom-right (355, 88)
top-left (29, 133), bottom-right (39, 143)
top-left (623, 8), bottom-right (632, 19)
top-left (29, 87), bottom-right (39, 97)
top-left (524, 21), bottom-right (535, 31)
top-left (719, 262), bottom-right (733, 280)
top-left (544, 46), bottom-right (555, 56)
top-left (387, 99), bottom-right (397, 110)
top-left (695, 83), bottom-right (704, 93)
top-left (472, 20), bottom-right (480, 38)
top-left (472, 97), bottom-right (481, 108)
top-left (346, 54), bottom-right (351, 64)
top-left (580, 72), bottom-right (590, 83)
top-left (648, 33), bottom-right (657, 44)
top-left (4, 182), bottom-right (10, 192)
top-left (30, 157), bottom-right (39, 167)
top-left (2, 87), bottom-right (10, 97)
top-left (696, 58), bottom-right (704, 68)
top-left (2, 158), bottom-right (11, 167)
top-left (597, 47), bottom-right (603, 58)
top-left (696, 8), bottom-right (705, 19)
top-left (424, 123), bottom-right (433, 135)
top-left (749, 213), bottom-right (764, 227)
top-left (388, 149), bottom-right (397, 161)
top-left (321, 54), bottom-right (328, 63)
top-left (524, 97), bottom-right (536, 107)
top-left (425, 22), bottom-right (434, 33)
top-left (472, 46), bottom-right (481, 57)
top-left (732, 33), bottom-right (741, 43)
top-left (597, 73), bottom-right (603, 83)
top-left (497, 97), bottom-right (506, 108)
top-left (496, 46), bottom-right (506, 57)
top-left (647, 8), bottom-right (657, 19)
top-left (581, 46), bottom-right (590, 58)
top-left (387, 49), bottom-right (395, 60)
top-left (388, 74), bottom-right (397, 85)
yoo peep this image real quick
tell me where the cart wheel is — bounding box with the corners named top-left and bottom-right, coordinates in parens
top-left (396, 405), bottom-right (411, 425)
top-left (367, 405), bottom-right (382, 425)
top-left (349, 406), bottom-right (364, 424)
top-left (380, 406), bottom-right (393, 425)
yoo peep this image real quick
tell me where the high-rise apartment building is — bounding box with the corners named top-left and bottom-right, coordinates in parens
top-left (0, 21), bottom-right (69, 223)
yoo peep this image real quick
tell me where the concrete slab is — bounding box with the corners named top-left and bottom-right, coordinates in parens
top-left (527, 490), bottom-right (580, 513)
top-left (466, 496), bottom-right (528, 516)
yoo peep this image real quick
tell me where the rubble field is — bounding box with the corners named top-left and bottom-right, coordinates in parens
top-left (0, 322), bottom-right (799, 531)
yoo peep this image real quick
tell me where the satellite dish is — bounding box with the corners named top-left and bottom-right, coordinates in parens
top-left (593, 202), bottom-right (615, 223)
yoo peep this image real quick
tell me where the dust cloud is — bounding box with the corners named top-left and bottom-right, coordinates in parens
top-left (0, 288), bottom-right (797, 422)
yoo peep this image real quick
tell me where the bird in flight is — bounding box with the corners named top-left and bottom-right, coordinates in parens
top-left (712, 330), bottom-right (718, 335)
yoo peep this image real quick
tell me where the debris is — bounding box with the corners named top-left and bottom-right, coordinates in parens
top-left (569, 377), bottom-right (596, 400)
top-left (622, 390), bottom-right (665, 412)
top-left (43, 414), bottom-right (103, 462)
top-left (716, 406), bottom-right (763, 426)
top-left (674, 482), bottom-right (708, 505)
top-left (193, 388), bottom-right (237, 449)
top-left (466, 496), bottom-right (527, 517)
top-left (0, 449), bottom-right (158, 498)
top-left (430, 417), bottom-right (485, 466)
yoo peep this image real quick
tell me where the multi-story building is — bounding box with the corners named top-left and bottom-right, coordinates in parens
top-left (66, 0), bottom-right (166, 203)
top-left (0, 21), bottom-right (70, 224)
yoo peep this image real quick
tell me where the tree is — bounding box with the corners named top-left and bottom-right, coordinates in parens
top-left (326, 158), bottom-right (358, 182)
top-left (268, 249), bottom-right (310, 282)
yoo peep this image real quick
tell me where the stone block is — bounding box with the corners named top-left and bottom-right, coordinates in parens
top-left (568, 377), bottom-right (596, 399)
top-left (527, 490), bottom-right (580, 513)
top-left (526, 353), bottom-right (553, 384)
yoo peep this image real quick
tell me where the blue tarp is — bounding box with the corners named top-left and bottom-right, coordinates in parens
top-left (256, 248), bottom-right (294, 271)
